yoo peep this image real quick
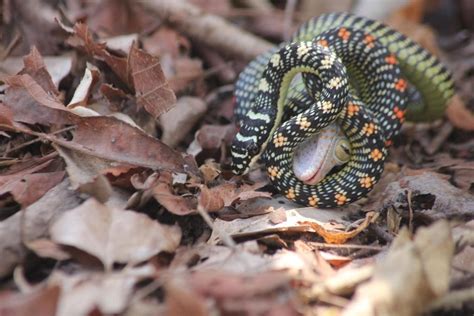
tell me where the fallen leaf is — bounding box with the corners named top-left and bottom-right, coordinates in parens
top-left (209, 198), bottom-right (352, 244)
top-left (0, 171), bottom-right (65, 208)
top-left (0, 54), bottom-right (72, 88)
top-left (159, 96), bottom-right (207, 147)
top-left (3, 73), bottom-right (193, 173)
top-left (86, 0), bottom-right (155, 36)
top-left (379, 171), bottom-right (474, 217)
top-left (445, 94), bottom-right (474, 131)
top-left (50, 265), bottom-right (155, 316)
top-left (20, 47), bottom-right (60, 97)
top-left (198, 160), bottom-right (221, 183)
top-left (142, 26), bottom-right (191, 58)
top-left (165, 277), bottom-right (209, 316)
top-left (50, 198), bottom-right (182, 269)
top-left (67, 23), bottom-right (131, 87)
top-left (4, 74), bottom-right (73, 126)
top-left (168, 57), bottom-right (204, 93)
top-left (148, 172), bottom-right (197, 216)
top-left (129, 43), bottom-right (177, 118)
top-left (187, 124), bottom-right (237, 156)
top-left (0, 179), bottom-right (81, 278)
top-left (198, 181), bottom-right (271, 212)
top-left (301, 212), bottom-right (378, 244)
top-left (343, 221), bottom-right (454, 316)
top-left (67, 64), bottom-right (100, 108)
top-left (54, 144), bottom-right (124, 202)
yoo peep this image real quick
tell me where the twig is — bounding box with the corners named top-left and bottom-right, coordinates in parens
top-left (406, 189), bottom-right (413, 233)
top-left (2, 126), bottom-right (76, 157)
top-left (308, 242), bottom-right (383, 251)
top-left (136, 0), bottom-right (272, 61)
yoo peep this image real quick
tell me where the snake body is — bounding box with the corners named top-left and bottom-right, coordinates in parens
top-left (231, 13), bottom-right (454, 208)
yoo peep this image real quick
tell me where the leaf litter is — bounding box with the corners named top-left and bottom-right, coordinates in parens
top-left (0, 1), bottom-right (473, 315)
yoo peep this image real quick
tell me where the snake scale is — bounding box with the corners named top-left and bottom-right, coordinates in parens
top-left (231, 12), bottom-right (455, 208)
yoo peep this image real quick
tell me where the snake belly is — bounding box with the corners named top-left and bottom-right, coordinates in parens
top-left (231, 13), bottom-right (455, 208)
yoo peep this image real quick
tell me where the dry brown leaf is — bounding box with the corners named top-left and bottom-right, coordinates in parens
top-left (187, 124), bottom-right (237, 156)
top-left (129, 43), bottom-right (177, 118)
top-left (50, 198), bottom-right (182, 269)
top-left (4, 74), bottom-right (74, 126)
top-left (0, 54), bottom-right (71, 87)
top-left (301, 211), bottom-right (378, 244)
top-left (69, 115), bottom-right (191, 172)
top-left (0, 103), bottom-right (15, 127)
top-left (199, 160), bottom-right (221, 183)
top-left (343, 221), bottom-right (454, 316)
top-left (54, 144), bottom-right (126, 202)
top-left (148, 172), bottom-right (197, 216)
top-left (0, 179), bottom-right (82, 278)
top-left (182, 269), bottom-right (298, 315)
top-left (142, 27), bottom-right (191, 58)
top-left (165, 277), bottom-right (209, 316)
top-left (209, 198), bottom-right (351, 244)
top-left (159, 96), bottom-right (207, 147)
top-left (0, 286), bottom-right (60, 316)
top-left (86, 0), bottom-right (155, 36)
top-left (445, 94), bottom-right (474, 130)
top-left (0, 171), bottom-right (65, 208)
top-left (379, 171), bottom-right (474, 217)
top-left (198, 181), bottom-right (271, 212)
top-left (20, 47), bottom-right (60, 97)
top-left (3, 72), bottom-right (192, 173)
top-left (67, 23), bottom-right (131, 87)
top-left (50, 265), bottom-right (155, 316)
top-left (168, 57), bottom-right (204, 93)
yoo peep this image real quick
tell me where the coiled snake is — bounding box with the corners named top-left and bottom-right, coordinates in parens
top-left (231, 13), bottom-right (454, 208)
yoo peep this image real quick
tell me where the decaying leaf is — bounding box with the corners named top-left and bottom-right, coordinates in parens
top-left (301, 211), bottom-right (378, 244)
top-left (187, 124), bottom-right (237, 156)
top-left (198, 181), bottom-right (271, 212)
top-left (50, 265), bottom-right (155, 316)
top-left (159, 96), bottom-right (207, 147)
top-left (67, 64), bottom-right (100, 108)
top-left (50, 198), bottom-right (182, 269)
top-left (343, 221), bottom-right (454, 316)
top-left (0, 171), bottom-right (65, 207)
top-left (0, 179), bottom-right (82, 278)
top-left (129, 43), bottom-right (177, 118)
top-left (209, 198), bottom-right (355, 244)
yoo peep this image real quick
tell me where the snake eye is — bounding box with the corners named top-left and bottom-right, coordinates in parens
top-left (246, 142), bottom-right (259, 156)
top-left (335, 139), bottom-right (351, 163)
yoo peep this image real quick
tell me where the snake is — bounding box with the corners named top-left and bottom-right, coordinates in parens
top-left (230, 12), bottom-right (454, 208)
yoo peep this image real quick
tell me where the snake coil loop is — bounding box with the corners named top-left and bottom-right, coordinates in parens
top-left (231, 13), bottom-right (454, 208)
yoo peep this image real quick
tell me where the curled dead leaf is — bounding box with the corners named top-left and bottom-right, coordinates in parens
top-left (301, 212), bottom-right (378, 244)
top-left (344, 221), bottom-right (454, 316)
